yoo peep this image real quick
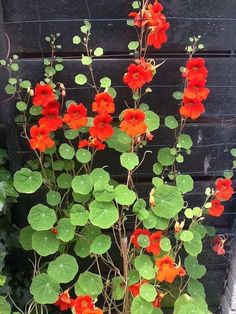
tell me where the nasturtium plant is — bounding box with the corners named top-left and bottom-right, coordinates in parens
top-left (2, 2), bottom-right (230, 313)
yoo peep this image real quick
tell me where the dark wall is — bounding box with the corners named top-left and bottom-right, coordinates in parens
top-left (0, 1), bottom-right (236, 312)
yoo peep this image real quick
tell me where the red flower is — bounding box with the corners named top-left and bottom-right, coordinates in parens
top-left (120, 109), bottom-right (147, 138)
top-left (147, 1), bottom-right (164, 26)
top-left (184, 78), bottom-right (210, 101)
top-left (63, 103), bottom-right (88, 130)
top-left (39, 101), bottom-right (62, 131)
top-left (123, 62), bottom-right (153, 90)
top-left (212, 236), bottom-right (227, 255)
top-left (179, 97), bottom-right (205, 120)
top-left (129, 11), bottom-right (148, 28)
top-left (156, 256), bottom-right (186, 283)
top-left (82, 309), bottom-right (103, 314)
top-left (147, 22), bottom-right (170, 49)
top-left (33, 84), bottom-right (56, 107)
top-left (152, 292), bottom-right (164, 308)
top-left (29, 125), bottom-right (55, 152)
top-left (209, 199), bottom-right (224, 217)
top-left (146, 231), bottom-right (162, 255)
top-left (215, 178), bottom-right (233, 201)
top-left (131, 228), bottom-right (150, 248)
top-left (183, 58), bottom-right (208, 81)
top-left (54, 290), bottom-right (73, 311)
top-left (79, 138), bottom-right (106, 151)
top-left (92, 92), bottom-right (115, 114)
top-left (50, 227), bottom-right (58, 235)
top-left (128, 280), bottom-right (149, 297)
top-left (72, 295), bottom-right (94, 313)
top-left (89, 114), bottom-right (114, 141)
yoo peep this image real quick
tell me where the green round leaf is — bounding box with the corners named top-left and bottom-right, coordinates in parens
top-left (120, 152), bottom-right (139, 170)
top-left (30, 273), bottom-right (60, 304)
top-left (32, 231), bottom-right (59, 256)
top-left (76, 149), bottom-right (92, 163)
top-left (73, 35), bottom-right (81, 44)
top-left (56, 218), bottom-right (76, 242)
top-left (16, 101), bottom-right (27, 111)
top-left (184, 256), bottom-right (206, 279)
top-left (19, 226), bottom-right (34, 250)
top-left (70, 204), bottom-right (89, 226)
top-left (134, 255), bottom-right (153, 271)
top-left (47, 254), bottom-right (78, 283)
top-left (183, 231), bottom-right (202, 256)
top-left (153, 184), bottom-right (184, 218)
top-left (89, 200), bottom-right (118, 229)
top-left (30, 106), bottom-right (42, 116)
top-left (13, 168), bottom-right (42, 194)
top-left (165, 116), bottom-right (178, 129)
top-left (100, 77), bottom-right (111, 88)
top-left (93, 182), bottom-right (115, 202)
top-left (57, 173), bottom-right (72, 189)
top-left (128, 41), bottom-right (139, 50)
top-left (90, 168), bottom-right (110, 184)
top-left (0, 296), bottom-right (11, 314)
top-left (140, 283), bottom-right (157, 302)
top-left (5, 84), bottom-right (16, 95)
top-left (72, 174), bottom-right (93, 195)
top-left (28, 204), bottom-right (56, 231)
top-left (59, 144), bottom-right (75, 160)
top-left (137, 234), bottom-right (150, 248)
top-left (75, 74), bottom-right (87, 85)
top-left (131, 296), bottom-right (153, 314)
top-left (178, 134), bottom-right (193, 149)
top-left (180, 230), bottom-right (194, 242)
top-left (187, 279), bottom-right (205, 298)
top-left (64, 129), bottom-right (79, 140)
top-left (90, 234), bottom-right (112, 254)
top-left (145, 110), bottom-right (160, 132)
top-left (176, 175), bottom-right (194, 193)
top-left (75, 271), bottom-right (103, 296)
top-left (55, 64), bottom-right (64, 71)
top-left (46, 191), bottom-right (61, 206)
top-left (143, 211), bottom-right (157, 229)
top-left (173, 91), bottom-right (183, 100)
top-left (115, 184), bottom-right (136, 205)
top-left (153, 162), bottom-right (163, 175)
top-left (74, 237), bottom-right (91, 258)
top-left (157, 148), bottom-right (175, 166)
top-left (94, 47), bottom-right (104, 57)
top-left (81, 56), bottom-right (92, 65)
top-left (160, 237), bottom-right (171, 251)
top-left (80, 224), bottom-right (101, 241)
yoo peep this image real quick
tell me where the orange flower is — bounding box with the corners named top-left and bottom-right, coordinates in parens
top-left (54, 290), bottom-right (73, 311)
top-left (184, 78), bottom-right (210, 101)
top-left (39, 101), bottom-right (62, 131)
top-left (82, 309), bottom-right (103, 314)
top-left (147, 1), bottom-right (164, 26)
top-left (89, 114), bottom-right (114, 141)
top-left (120, 109), bottom-right (147, 137)
top-left (146, 231), bottom-right (162, 255)
top-left (33, 84), bottom-right (56, 107)
top-left (183, 58), bottom-right (208, 81)
top-left (156, 256), bottom-right (186, 283)
top-left (179, 97), bottom-right (205, 120)
top-left (123, 62), bottom-right (153, 90)
top-left (63, 103), bottom-right (88, 130)
top-left (209, 199), bottom-right (224, 217)
top-left (215, 178), bottom-right (233, 201)
top-left (128, 280), bottom-right (149, 297)
top-left (79, 137), bottom-right (106, 151)
top-left (92, 92), bottom-right (115, 114)
top-left (72, 295), bottom-right (94, 313)
top-left (29, 125), bottom-right (55, 152)
top-left (131, 228), bottom-right (150, 248)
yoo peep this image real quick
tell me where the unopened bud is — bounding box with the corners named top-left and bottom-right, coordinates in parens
top-left (29, 89), bottom-right (34, 96)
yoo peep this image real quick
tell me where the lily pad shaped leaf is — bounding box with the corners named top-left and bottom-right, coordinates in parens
top-left (28, 204), bottom-right (56, 231)
top-left (47, 254), bottom-right (78, 283)
top-left (56, 218), bottom-right (76, 242)
top-left (30, 273), bottom-right (60, 304)
top-left (131, 296), bottom-right (153, 314)
top-left (75, 271), bottom-right (103, 296)
top-left (153, 184), bottom-right (184, 218)
top-left (115, 184), bottom-right (136, 205)
top-left (90, 234), bottom-right (112, 254)
top-left (32, 231), bottom-right (59, 256)
top-left (13, 168), bottom-right (42, 193)
top-left (89, 200), bottom-right (119, 229)
top-left (72, 174), bottom-right (93, 195)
